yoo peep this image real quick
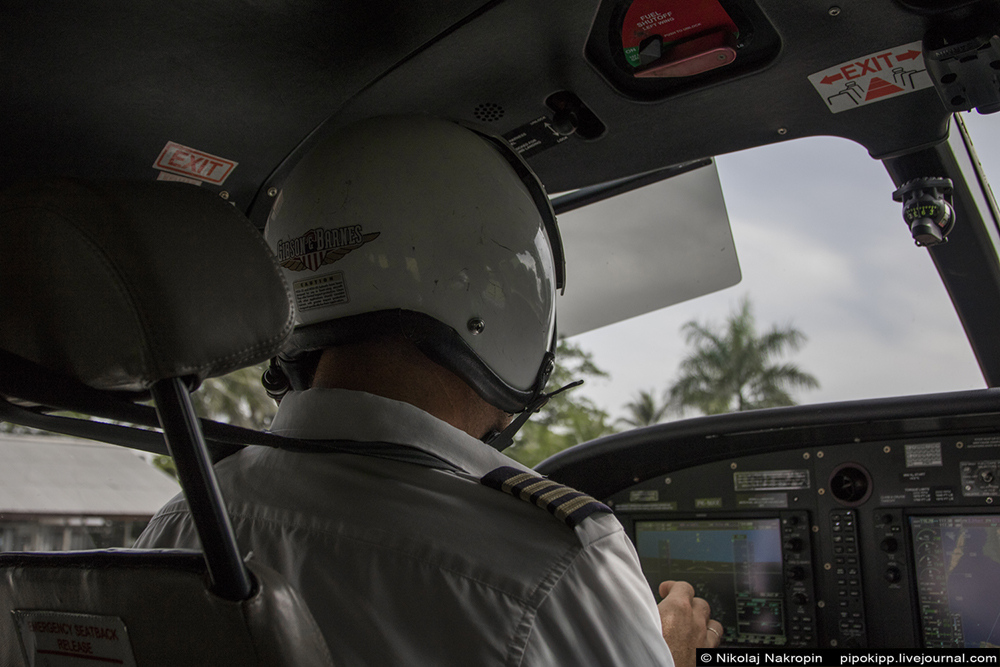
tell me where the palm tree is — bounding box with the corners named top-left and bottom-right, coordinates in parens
top-left (668, 296), bottom-right (819, 415)
top-left (506, 339), bottom-right (616, 467)
top-left (618, 389), bottom-right (670, 428)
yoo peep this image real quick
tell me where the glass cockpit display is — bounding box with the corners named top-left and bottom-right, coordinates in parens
top-left (634, 518), bottom-right (785, 646)
top-left (910, 515), bottom-right (1000, 648)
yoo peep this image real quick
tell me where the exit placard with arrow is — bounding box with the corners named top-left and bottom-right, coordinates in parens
top-left (808, 41), bottom-right (932, 114)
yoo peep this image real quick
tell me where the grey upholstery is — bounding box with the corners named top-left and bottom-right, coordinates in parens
top-left (0, 178), bottom-right (294, 392)
top-left (0, 550), bottom-right (334, 667)
top-left (0, 179), bottom-right (332, 665)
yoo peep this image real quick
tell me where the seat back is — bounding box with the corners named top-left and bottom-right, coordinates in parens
top-left (0, 550), bottom-right (334, 667)
top-left (0, 179), bottom-right (332, 665)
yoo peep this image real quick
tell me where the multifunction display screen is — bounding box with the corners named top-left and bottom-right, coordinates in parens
top-left (634, 518), bottom-right (785, 646)
top-left (910, 515), bottom-right (1000, 648)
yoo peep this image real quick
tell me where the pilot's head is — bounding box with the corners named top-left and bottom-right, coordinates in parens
top-left (263, 115), bottom-right (564, 422)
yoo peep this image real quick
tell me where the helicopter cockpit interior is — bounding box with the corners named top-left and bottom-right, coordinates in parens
top-left (3, 0), bottom-right (1000, 656)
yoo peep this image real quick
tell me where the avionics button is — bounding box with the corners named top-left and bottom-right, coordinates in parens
top-left (835, 546), bottom-right (844, 554)
top-left (847, 557), bottom-right (858, 564)
top-left (835, 557), bottom-right (845, 564)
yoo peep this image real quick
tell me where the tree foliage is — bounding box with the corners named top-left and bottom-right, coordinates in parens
top-left (618, 389), bottom-right (670, 428)
top-left (188, 363), bottom-right (277, 429)
top-left (668, 296), bottom-right (819, 415)
top-left (152, 363), bottom-right (276, 478)
top-left (505, 340), bottom-right (617, 468)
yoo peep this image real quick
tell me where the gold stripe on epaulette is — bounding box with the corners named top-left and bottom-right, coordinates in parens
top-left (537, 486), bottom-right (576, 506)
top-left (500, 472), bottom-right (536, 494)
top-left (519, 479), bottom-right (560, 500)
top-left (554, 496), bottom-right (595, 521)
top-left (481, 465), bottom-right (613, 529)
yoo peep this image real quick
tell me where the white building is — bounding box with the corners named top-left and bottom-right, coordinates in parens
top-left (0, 433), bottom-right (179, 551)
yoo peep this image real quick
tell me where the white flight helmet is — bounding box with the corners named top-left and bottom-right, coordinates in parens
top-left (264, 115), bottom-right (565, 414)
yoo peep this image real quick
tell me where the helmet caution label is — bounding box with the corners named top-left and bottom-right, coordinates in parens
top-left (293, 271), bottom-right (349, 311)
top-left (276, 225), bottom-right (380, 272)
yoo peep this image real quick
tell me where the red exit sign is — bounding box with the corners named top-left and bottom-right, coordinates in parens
top-left (153, 141), bottom-right (237, 185)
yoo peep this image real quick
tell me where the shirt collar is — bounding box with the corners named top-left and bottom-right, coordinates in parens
top-left (268, 388), bottom-right (530, 477)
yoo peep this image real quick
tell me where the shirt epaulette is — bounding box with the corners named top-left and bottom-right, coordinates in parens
top-left (481, 466), bottom-right (612, 528)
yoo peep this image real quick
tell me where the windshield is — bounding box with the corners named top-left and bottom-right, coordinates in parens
top-left (568, 112), bottom-right (998, 420)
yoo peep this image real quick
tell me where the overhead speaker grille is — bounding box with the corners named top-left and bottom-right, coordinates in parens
top-left (473, 103), bottom-right (505, 122)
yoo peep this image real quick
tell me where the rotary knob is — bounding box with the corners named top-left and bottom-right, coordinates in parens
top-left (880, 537), bottom-right (899, 553)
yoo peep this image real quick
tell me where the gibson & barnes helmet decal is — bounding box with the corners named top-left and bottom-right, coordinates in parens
top-left (276, 224), bottom-right (380, 272)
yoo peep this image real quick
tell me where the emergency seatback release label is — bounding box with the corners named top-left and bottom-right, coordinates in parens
top-left (808, 41), bottom-right (932, 113)
top-left (13, 610), bottom-right (137, 667)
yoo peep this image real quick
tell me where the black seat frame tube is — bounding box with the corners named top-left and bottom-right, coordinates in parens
top-left (150, 377), bottom-right (253, 601)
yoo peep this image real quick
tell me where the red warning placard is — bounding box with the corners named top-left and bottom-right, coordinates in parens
top-left (153, 141), bottom-right (238, 185)
top-left (621, 0), bottom-right (737, 68)
top-left (808, 41), bottom-right (932, 113)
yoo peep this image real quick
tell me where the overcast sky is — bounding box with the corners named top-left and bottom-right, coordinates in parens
top-left (566, 112), bottom-right (1000, 421)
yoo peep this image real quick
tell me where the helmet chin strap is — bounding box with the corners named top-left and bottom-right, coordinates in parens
top-left (482, 380), bottom-right (584, 452)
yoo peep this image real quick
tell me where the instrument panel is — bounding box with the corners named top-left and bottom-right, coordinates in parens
top-left (537, 389), bottom-right (1000, 649)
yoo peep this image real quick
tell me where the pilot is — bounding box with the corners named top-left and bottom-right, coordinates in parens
top-left (136, 115), bottom-right (723, 665)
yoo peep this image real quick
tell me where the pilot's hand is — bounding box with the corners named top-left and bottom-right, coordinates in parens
top-left (656, 580), bottom-right (723, 667)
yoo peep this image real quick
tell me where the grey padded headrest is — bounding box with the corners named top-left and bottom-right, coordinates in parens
top-left (0, 179), bottom-right (294, 392)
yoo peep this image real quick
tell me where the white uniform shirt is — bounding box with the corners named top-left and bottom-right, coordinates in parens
top-left (136, 388), bottom-right (674, 666)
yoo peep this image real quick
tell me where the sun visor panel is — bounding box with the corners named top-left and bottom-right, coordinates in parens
top-left (555, 160), bottom-right (739, 337)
